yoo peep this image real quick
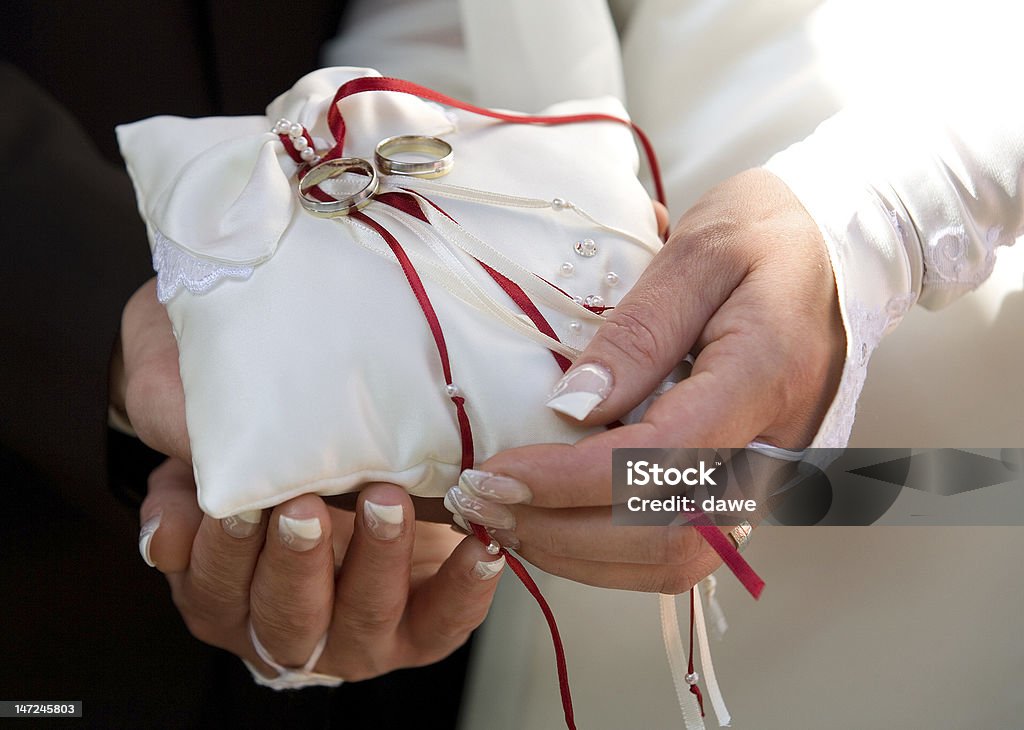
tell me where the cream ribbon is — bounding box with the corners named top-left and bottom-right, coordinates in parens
top-left (336, 179), bottom-right (659, 361)
top-left (243, 622), bottom-right (344, 691)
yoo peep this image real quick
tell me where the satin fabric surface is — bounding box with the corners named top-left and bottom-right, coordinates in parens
top-left (118, 67), bottom-right (661, 518)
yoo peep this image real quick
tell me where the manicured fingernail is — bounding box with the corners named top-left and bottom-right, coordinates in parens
top-left (451, 512), bottom-right (472, 534)
top-left (363, 500), bottom-right (404, 541)
top-left (489, 528), bottom-right (521, 551)
top-left (474, 554), bottom-right (506, 581)
top-left (221, 509), bottom-right (262, 539)
top-left (444, 485), bottom-right (516, 530)
top-left (545, 363), bottom-right (613, 420)
top-left (139, 514), bottom-right (161, 568)
top-left (459, 469), bottom-right (532, 504)
top-left (278, 514), bottom-right (323, 551)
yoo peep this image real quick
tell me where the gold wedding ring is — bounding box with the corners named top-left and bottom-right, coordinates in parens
top-left (374, 135), bottom-right (454, 179)
top-left (297, 158), bottom-right (379, 217)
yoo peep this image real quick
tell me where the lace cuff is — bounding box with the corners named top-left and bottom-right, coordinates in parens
top-left (764, 112), bottom-right (922, 448)
top-left (765, 103), bottom-right (1024, 447)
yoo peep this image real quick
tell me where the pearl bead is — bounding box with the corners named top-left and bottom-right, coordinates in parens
top-left (288, 123), bottom-right (303, 138)
top-left (300, 147), bottom-right (316, 161)
top-left (274, 118), bottom-right (291, 134)
top-left (572, 295), bottom-right (584, 305)
top-left (558, 262), bottom-right (575, 278)
top-left (584, 294), bottom-right (604, 308)
top-left (569, 320), bottom-right (582, 332)
top-left (574, 238), bottom-right (597, 257)
top-left (293, 136), bottom-right (308, 151)
top-left (685, 672), bottom-right (699, 685)
top-left (445, 383), bottom-right (461, 398)
top-left (551, 197), bottom-right (570, 210)
top-left (604, 271), bottom-right (620, 287)
top-left (486, 540), bottom-right (501, 555)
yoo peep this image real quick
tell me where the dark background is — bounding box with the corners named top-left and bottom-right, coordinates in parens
top-left (1, 2), bottom-right (471, 726)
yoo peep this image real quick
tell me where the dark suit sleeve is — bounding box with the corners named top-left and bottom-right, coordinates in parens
top-left (0, 63), bottom-right (154, 534)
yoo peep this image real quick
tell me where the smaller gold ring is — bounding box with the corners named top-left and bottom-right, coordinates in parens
top-left (297, 158), bottom-right (378, 218)
top-left (727, 521), bottom-right (753, 552)
top-left (374, 135), bottom-right (454, 179)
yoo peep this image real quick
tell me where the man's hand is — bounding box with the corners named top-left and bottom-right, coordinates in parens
top-left (443, 168), bottom-right (846, 593)
top-left (140, 458), bottom-right (504, 681)
top-left (119, 279), bottom-right (190, 462)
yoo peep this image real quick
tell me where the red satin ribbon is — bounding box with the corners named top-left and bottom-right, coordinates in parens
top-left (359, 191), bottom-right (576, 727)
top-left (322, 75), bottom-right (666, 206)
top-left (471, 523), bottom-right (577, 730)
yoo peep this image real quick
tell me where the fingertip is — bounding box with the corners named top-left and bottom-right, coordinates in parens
top-left (544, 361), bottom-right (615, 425)
top-left (451, 535), bottom-right (507, 587)
top-left (473, 552), bottom-right (507, 582)
top-left (358, 483), bottom-right (412, 543)
top-left (550, 302), bottom-right (687, 428)
top-left (140, 459), bottom-right (202, 573)
top-left (138, 513), bottom-right (160, 568)
top-left (273, 494), bottom-right (331, 553)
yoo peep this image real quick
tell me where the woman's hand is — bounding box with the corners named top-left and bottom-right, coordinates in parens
top-left (140, 458), bottom-right (504, 682)
top-left (443, 169), bottom-right (846, 593)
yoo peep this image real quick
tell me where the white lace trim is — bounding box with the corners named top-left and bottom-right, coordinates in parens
top-left (812, 291), bottom-right (915, 448)
top-left (921, 223), bottom-right (1001, 296)
top-left (152, 231), bottom-right (255, 304)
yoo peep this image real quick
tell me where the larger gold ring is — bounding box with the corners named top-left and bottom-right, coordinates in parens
top-left (297, 158), bottom-right (378, 218)
top-left (374, 135), bottom-right (454, 179)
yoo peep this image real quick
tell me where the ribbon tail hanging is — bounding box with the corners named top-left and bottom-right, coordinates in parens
top-left (660, 593), bottom-right (706, 730)
top-left (693, 581), bottom-right (732, 727)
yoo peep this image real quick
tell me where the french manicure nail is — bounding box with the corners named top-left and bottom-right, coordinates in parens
top-left (451, 512), bottom-right (472, 534)
top-left (221, 509), bottom-right (262, 539)
top-left (473, 554), bottom-right (506, 581)
top-left (139, 514), bottom-right (161, 568)
top-left (459, 469), bottom-right (532, 504)
top-left (489, 528), bottom-right (521, 551)
top-left (279, 514), bottom-right (323, 551)
top-left (545, 363), bottom-right (613, 420)
top-left (363, 500), bottom-right (404, 541)
top-left (444, 485), bottom-right (516, 530)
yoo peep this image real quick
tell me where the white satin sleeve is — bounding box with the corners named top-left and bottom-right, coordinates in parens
top-left (765, 102), bottom-right (1024, 447)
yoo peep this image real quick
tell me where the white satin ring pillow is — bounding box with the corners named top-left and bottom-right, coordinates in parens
top-left (117, 67), bottom-right (661, 518)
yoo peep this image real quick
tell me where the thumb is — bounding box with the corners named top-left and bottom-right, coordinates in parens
top-left (122, 278), bottom-right (191, 462)
top-left (139, 458), bottom-right (204, 573)
top-left (544, 230), bottom-right (745, 427)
